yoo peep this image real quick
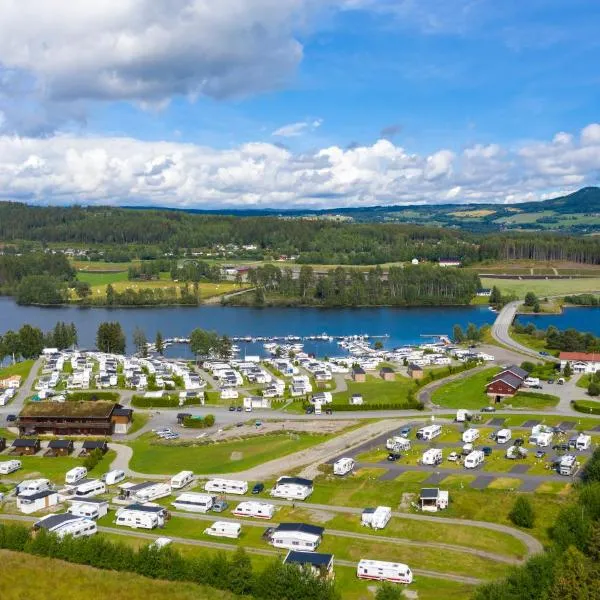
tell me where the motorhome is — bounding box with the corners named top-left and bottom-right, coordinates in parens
top-left (464, 450), bottom-right (485, 469)
top-left (559, 454), bottom-right (578, 476)
top-left (333, 457), bottom-right (355, 476)
top-left (386, 437), bottom-right (411, 452)
top-left (74, 479), bottom-right (107, 498)
top-left (268, 523), bottom-right (324, 551)
top-left (361, 506), bottom-right (391, 530)
top-left (115, 508), bottom-right (160, 530)
top-left (170, 471), bottom-right (194, 490)
top-left (456, 409), bottom-right (472, 423)
top-left (103, 469), bottom-right (126, 486)
top-left (172, 492), bottom-right (214, 513)
top-left (204, 521), bottom-right (241, 539)
top-left (34, 513), bottom-right (97, 539)
top-left (356, 559), bottom-right (413, 584)
top-left (233, 501), bottom-right (275, 519)
top-left (68, 498), bottom-right (109, 519)
top-left (421, 448), bottom-right (443, 466)
top-left (576, 434), bottom-right (592, 451)
top-left (0, 460), bottom-right (21, 475)
top-left (65, 466), bottom-right (88, 485)
top-left (205, 478), bottom-right (248, 495)
top-left (16, 479), bottom-right (52, 496)
top-left (530, 431), bottom-right (553, 447)
top-left (133, 482), bottom-right (171, 503)
top-left (462, 428), bottom-right (480, 443)
top-left (496, 429), bottom-right (512, 444)
top-left (416, 424), bottom-right (442, 441)
top-left (270, 476), bottom-right (313, 500)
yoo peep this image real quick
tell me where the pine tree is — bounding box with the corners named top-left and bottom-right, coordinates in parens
top-left (509, 496), bottom-right (535, 528)
top-left (548, 546), bottom-right (590, 600)
top-left (155, 331), bottom-right (164, 355)
top-left (564, 362), bottom-right (573, 378)
top-left (228, 547), bottom-right (253, 595)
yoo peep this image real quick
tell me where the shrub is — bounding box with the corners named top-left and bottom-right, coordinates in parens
top-left (182, 414), bottom-right (215, 428)
top-left (68, 391), bottom-right (120, 402)
top-left (131, 395), bottom-right (202, 408)
top-left (509, 496), bottom-right (535, 529)
top-left (588, 382), bottom-right (600, 397)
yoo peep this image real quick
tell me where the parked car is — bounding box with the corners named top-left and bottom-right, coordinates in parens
top-left (553, 427), bottom-right (565, 435)
top-left (387, 452), bottom-right (401, 462)
top-left (236, 406), bottom-right (243, 412)
top-left (325, 408), bottom-right (333, 415)
top-left (6, 414), bottom-right (16, 422)
top-left (305, 407), bottom-right (314, 414)
top-left (228, 406), bottom-right (236, 412)
top-left (540, 351), bottom-right (549, 356)
top-left (399, 426), bottom-right (412, 437)
top-left (547, 379), bottom-right (555, 384)
top-left (212, 500), bottom-right (229, 512)
top-left (482, 446), bottom-right (493, 456)
top-left (535, 450), bottom-right (546, 459)
top-left (552, 443), bottom-right (569, 451)
top-left (252, 482), bottom-right (265, 494)
top-left (447, 452), bottom-right (459, 462)
top-left (514, 438), bottom-right (525, 446)
top-left (480, 406), bottom-right (496, 413)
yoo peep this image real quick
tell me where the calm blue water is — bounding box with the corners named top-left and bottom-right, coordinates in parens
top-left (516, 307), bottom-right (600, 336)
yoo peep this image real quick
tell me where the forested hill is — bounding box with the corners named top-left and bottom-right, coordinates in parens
top-left (2, 200), bottom-right (600, 265)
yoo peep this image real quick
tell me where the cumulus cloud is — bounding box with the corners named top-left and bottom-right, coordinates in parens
top-left (272, 118), bottom-right (323, 137)
top-left (1, 124), bottom-right (599, 209)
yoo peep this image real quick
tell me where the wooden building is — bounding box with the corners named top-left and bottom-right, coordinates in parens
top-left (80, 440), bottom-right (109, 456)
top-left (11, 438), bottom-right (41, 455)
top-left (45, 439), bottom-right (74, 457)
top-left (379, 366), bottom-right (395, 381)
top-left (486, 365), bottom-right (528, 402)
top-left (352, 367), bottom-right (366, 383)
top-left (407, 363), bottom-right (424, 379)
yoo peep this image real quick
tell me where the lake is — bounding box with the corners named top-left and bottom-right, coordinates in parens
top-left (1, 298), bottom-right (598, 357)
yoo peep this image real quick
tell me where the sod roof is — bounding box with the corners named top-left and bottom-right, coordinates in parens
top-left (20, 401), bottom-right (116, 419)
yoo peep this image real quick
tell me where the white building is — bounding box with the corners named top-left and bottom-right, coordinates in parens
top-left (269, 523), bottom-right (324, 551)
top-left (17, 490), bottom-right (59, 514)
top-left (233, 501), bottom-right (275, 519)
top-left (419, 488), bottom-right (449, 512)
top-left (204, 521), bottom-right (241, 539)
top-left (270, 476), bottom-right (313, 500)
top-left (172, 492), bottom-right (214, 513)
top-left (559, 352), bottom-right (600, 374)
top-left (34, 513), bottom-right (97, 538)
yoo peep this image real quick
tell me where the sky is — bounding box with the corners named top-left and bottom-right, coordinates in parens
top-left (0, 0), bottom-right (599, 209)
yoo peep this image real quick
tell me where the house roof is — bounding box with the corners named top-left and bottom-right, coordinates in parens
top-left (488, 373), bottom-right (522, 390)
top-left (408, 363), bottom-right (423, 370)
top-left (20, 401), bottom-right (116, 419)
top-left (502, 365), bottom-right (529, 380)
top-left (112, 408), bottom-right (133, 417)
top-left (277, 476), bottom-right (313, 488)
top-left (352, 367), bottom-right (366, 374)
top-left (380, 367), bottom-right (394, 373)
top-left (48, 439), bottom-right (74, 449)
top-left (82, 440), bottom-right (108, 450)
top-left (275, 523), bottom-right (324, 536)
top-left (12, 438), bottom-right (39, 447)
top-left (559, 352), bottom-right (600, 362)
top-left (21, 490), bottom-right (57, 501)
top-left (35, 513), bottom-right (79, 530)
top-left (420, 488), bottom-right (440, 499)
top-left (125, 503), bottom-right (166, 513)
top-left (285, 550), bottom-right (333, 567)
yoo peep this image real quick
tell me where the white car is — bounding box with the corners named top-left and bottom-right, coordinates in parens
top-left (447, 452), bottom-right (460, 462)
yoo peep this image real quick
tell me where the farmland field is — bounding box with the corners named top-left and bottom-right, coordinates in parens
top-left (480, 277), bottom-right (600, 298)
top-left (430, 368), bottom-right (499, 409)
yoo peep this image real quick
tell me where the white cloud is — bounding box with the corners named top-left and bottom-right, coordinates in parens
top-left (272, 118), bottom-right (323, 137)
top-left (0, 123), bottom-right (599, 209)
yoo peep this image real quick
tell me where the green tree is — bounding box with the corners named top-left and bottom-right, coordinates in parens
top-left (533, 300), bottom-right (541, 313)
top-left (375, 582), bottom-right (404, 600)
top-left (564, 362), bottom-right (573, 378)
top-left (524, 291), bottom-right (538, 307)
top-left (509, 496), bottom-right (535, 528)
top-left (588, 381), bottom-right (600, 397)
top-left (490, 286), bottom-right (502, 305)
top-left (228, 547), bottom-right (253, 595)
top-left (453, 324), bottom-right (465, 343)
top-left (96, 322), bottom-right (126, 354)
top-left (548, 546), bottom-right (590, 600)
top-left (18, 324), bottom-right (44, 358)
top-left (155, 331), bottom-right (164, 355)
top-left (106, 284), bottom-right (115, 306)
top-left (133, 327), bottom-right (148, 357)
top-left (74, 281), bottom-right (91, 299)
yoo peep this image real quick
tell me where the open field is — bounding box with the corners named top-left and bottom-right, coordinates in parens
top-left (0, 359), bottom-right (35, 382)
top-left (71, 260), bottom-right (140, 271)
top-left (480, 277), bottom-right (600, 298)
top-left (430, 367), bottom-right (499, 409)
top-left (0, 550), bottom-right (241, 600)
top-left (128, 431), bottom-right (335, 474)
top-left (334, 374), bottom-right (417, 406)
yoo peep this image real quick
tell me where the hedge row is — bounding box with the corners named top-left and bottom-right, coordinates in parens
top-left (572, 400), bottom-right (600, 415)
top-left (131, 395), bottom-right (202, 408)
top-left (67, 391), bottom-right (120, 402)
top-left (182, 414), bottom-right (215, 428)
top-left (330, 401), bottom-right (424, 411)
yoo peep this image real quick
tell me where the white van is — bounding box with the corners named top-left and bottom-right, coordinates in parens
top-left (333, 457), bottom-right (355, 476)
top-left (421, 448), bottom-right (443, 466)
top-left (0, 460), bottom-right (22, 475)
top-left (530, 432), bottom-right (553, 447)
top-left (204, 521), bottom-right (241, 539)
top-left (464, 450), bottom-right (485, 469)
top-left (357, 559), bottom-right (413, 584)
top-left (103, 469), bottom-right (126, 486)
top-left (416, 425), bottom-right (442, 441)
top-left (74, 479), bottom-right (106, 498)
top-left (65, 467), bottom-right (88, 485)
top-left (462, 428), bottom-right (480, 443)
top-left (496, 429), bottom-right (512, 444)
top-left (170, 471), bottom-right (194, 490)
top-left (559, 454), bottom-right (578, 476)
top-left (386, 437), bottom-right (411, 452)
top-left (172, 492), bottom-right (214, 513)
top-left (576, 434), bottom-right (592, 451)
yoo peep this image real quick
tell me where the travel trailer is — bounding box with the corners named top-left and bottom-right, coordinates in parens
top-left (386, 437), bottom-right (411, 452)
top-left (496, 429), bottom-right (512, 444)
top-left (115, 508), bottom-right (161, 530)
top-left (74, 479), bottom-right (107, 498)
top-left (103, 469), bottom-right (126, 485)
top-left (529, 431), bottom-right (553, 447)
top-left (170, 471), bottom-right (194, 490)
top-left (34, 514), bottom-right (97, 539)
top-left (204, 521), bottom-right (241, 539)
top-left (68, 498), bottom-right (109, 520)
top-left (268, 523), bottom-right (324, 551)
top-left (361, 506), bottom-right (391, 530)
top-left (333, 457), bottom-right (355, 476)
top-left (462, 428), bottom-right (480, 443)
top-left (233, 501), bottom-right (275, 519)
top-left (416, 425), bottom-right (442, 441)
top-left (270, 476), bottom-right (313, 500)
top-left (356, 559), bottom-right (413, 584)
top-left (172, 492), bottom-right (215, 513)
top-left (456, 409), bottom-right (472, 423)
top-left (205, 478), bottom-right (248, 495)
top-left (16, 479), bottom-right (52, 496)
top-left (559, 454), bottom-right (578, 476)
top-left (421, 448), bottom-right (443, 466)
top-left (576, 434), bottom-right (592, 451)
top-left (133, 482), bottom-right (171, 503)
top-left (464, 450), bottom-right (485, 469)
top-left (0, 460), bottom-right (21, 475)
top-left (65, 467), bottom-right (88, 485)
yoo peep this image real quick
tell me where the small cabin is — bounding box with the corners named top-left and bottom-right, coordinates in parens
top-left (111, 407), bottom-right (133, 434)
top-left (379, 367), bottom-right (395, 381)
top-left (11, 438), bottom-right (41, 456)
top-left (46, 439), bottom-right (74, 457)
top-left (0, 437), bottom-right (6, 452)
top-left (349, 393), bottom-right (363, 406)
top-left (80, 440), bottom-right (108, 456)
top-left (284, 550), bottom-right (334, 579)
top-left (407, 363), bottom-right (424, 379)
top-left (419, 488), bottom-right (449, 512)
top-left (352, 367), bottom-right (366, 383)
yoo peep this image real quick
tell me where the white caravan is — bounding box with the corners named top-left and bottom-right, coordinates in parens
top-left (559, 455), bottom-right (578, 476)
top-left (357, 559), bottom-right (413, 584)
top-left (16, 479), bottom-right (52, 496)
top-left (416, 425), bottom-right (442, 441)
top-left (464, 450), bottom-right (485, 469)
top-left (172, 492), bottom-right (214, 513)
top-left (269, 523), bottom-right (323, 551)
top-left (35, 514), bottom-right (97, 539)
top-left (133, 483), bottom-right (171, 503)
top-left (204, 521), bottom-right (241, 539)
top-left (74, 479), bottom-right (107, 498)
top-left (421, 449), bottom-right (443, 466)
top-left (233, 501), bottom-right (275, 519)
top-left (170, 471), bottom-right (194, 490)
top-left (576, 434), bottom-right (592, 451)
top-left (0, 460), bottom-right (21, 475)
top-left (529, 431), bottom-right (553, 447)
top-left (386, 437), bottom-right (411, 452)
top-left (103, 469), bottom-right (126, 485)
top-left (68, 499), bottom-right (109, 520)
top-left (496, 429), bottom-right (512, 444)
top-left (361, 506), bottom-right (391, 530)
top-left (462, 428), bottom-right (480, 443)
top-left (456, 409), bottom-right (472, 423)
top-left (205, 478), bottom-right (248, 495)
top-left (115, 509), bottom-right (160, 530)
top-left (65, 467), bottom-right (88, 485)
top-left (333, 457), bottom-right (355, 476)
top-left (270, 476), bottom-right (313, 500)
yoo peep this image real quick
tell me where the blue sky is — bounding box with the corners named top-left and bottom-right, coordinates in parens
top-left (0, 0), bottom-right (599, 208)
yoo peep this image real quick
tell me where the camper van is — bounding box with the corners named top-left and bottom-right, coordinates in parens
top-left (233, 501), bottom-right (275, 519)
top-left (576, 434), bottom-right (592, 451)
top-left (172, 492), bottom-right (214, 513)
top-left (356, 559), bottom-right (413, 584)
top-left (74, 479), bottom-right (107, 498)
top-left (530, 431), bottom-right (553, 447)
top-left (496, 429), bottom-right (512, 445)
top-left (103, 469), bottom-right (126, 486)
top-left (204, 521), bottom-right (241, 539)
top-left (361, 506), bottom-right (391, 530)
top-left (0, 460), bottom-right (21, 475)
top-left (462, 428), bottom-right (480, 443)
top-left (65, 467), bottom-right (88, 485)
top-left (559, 455), bottom-right (578, 476)
top-left (416, 425), bottom-right (442, 441)
top-left (386, 437), bottom-right (411, 452)
top-left (333, 457), bottom-right (355, 476)
top-left (421, 448), bottom-right (443, 466)
top-left (16, 479), bottom-right (52, 496)
top-left (115, 509), bottom-right (160, 530)
top-left (68, 499), bottom-right (109, 520)
top-left (170, 471), bottom-right (194, 490)
top-left (456, 409), bottom-right (472, 423)
top-left (205, 478), bottom-right (248, 495)
top-left (464, 450), bottom-right (485, 469)
top-left (134, 483), bottom-right (171, 503)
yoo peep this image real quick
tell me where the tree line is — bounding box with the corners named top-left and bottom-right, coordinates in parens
top-left (0, 321), bottom-right (77, 361)
top-left (514, 323), bottom-right (600, 353)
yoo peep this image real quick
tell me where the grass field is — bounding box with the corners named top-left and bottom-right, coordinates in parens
top-left (430, 368), bottom-right (499, 409)
top-left (335, 374), bottom-right (417, 406)
top-left (71, 260), bottom-right (140, 271)
top-left (128, 431), bottom-right (334, 474)
top-left (480, 277), bottom-right (600, 298)
top-left (505, 392), bottom-right (560, 410)
top-left (0, 359), bottom-right (35, 382)
top-left (0, 550), bottom-right (242, 600)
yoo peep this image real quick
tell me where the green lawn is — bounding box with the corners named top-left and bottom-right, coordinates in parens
top-left (480, 277), bottom-right (600, 299)
top-left (128, 412), bottom-right (151, 435)
top-left (128, 431), bottom-right (335, 474)
top-left (577, 374), bottom-right (591, 389)
top-left (431, 368), bottom-right (499, 409)
top-left (334, 374), bottom-right (417, 406)
top-left (0, 360), bottom-right (35, 382)
top-left (509, 329), bottom-right (556, 355)
top-left (77, 271), bottom-right (129, 285)
top-left (504, 392), bottom-right (560, 410)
